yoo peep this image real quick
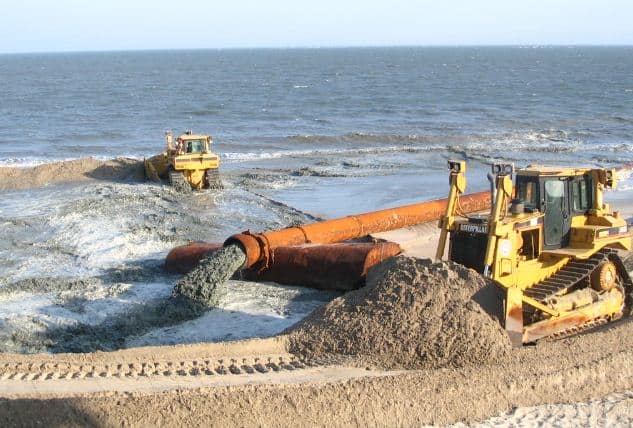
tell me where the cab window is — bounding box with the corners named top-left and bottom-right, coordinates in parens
top-left (186, 139), bottom-right (205, 153)
top-left (516, 177), bottom-right (538, 209)
top-left (544, 180), bottom-right (565, 208)
top-left (572, 175), bottom-right (592, 212)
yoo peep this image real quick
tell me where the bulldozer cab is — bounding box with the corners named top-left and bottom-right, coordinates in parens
top-left (165, 131), bottom-right (212, 156)
top-left (515, 171), bottom-right (594, 250)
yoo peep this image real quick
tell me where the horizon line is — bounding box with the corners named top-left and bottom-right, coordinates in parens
top-left (2, 43), bottom-right (632, 55)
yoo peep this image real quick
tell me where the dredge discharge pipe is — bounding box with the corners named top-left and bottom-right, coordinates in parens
top-left (226, 191), bottom-right (491, 270)
top-left (174, 191), bottom-right (490, 306)
top-left (168, 242), bottom-right (402, 290)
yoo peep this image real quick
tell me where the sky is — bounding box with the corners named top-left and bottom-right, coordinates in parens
top-left (0, 0), bottom-right (632, 53)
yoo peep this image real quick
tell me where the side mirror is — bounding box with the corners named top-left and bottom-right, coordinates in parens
top-left (492, 163), bottom-right (514, 176)
top-left (448, 160), bottom-right (466, 173)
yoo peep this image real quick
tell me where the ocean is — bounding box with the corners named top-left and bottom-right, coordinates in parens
top-left (2, 47), bottom-right (632, 164)
top-left (0, 47), bottom-right (632, 352)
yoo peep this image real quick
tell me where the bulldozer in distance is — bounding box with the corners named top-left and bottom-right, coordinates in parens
top-left (144, 131), bottom-right (222, 192)
top-left (437, 160), bottom-right (632, 345)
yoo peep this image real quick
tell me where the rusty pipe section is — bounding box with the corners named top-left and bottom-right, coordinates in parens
top-left (165, 242), bottom-right (223, 274)
top-left (166, 242), bottom-right (401, 291)
top-left (247, 242), bottom-right (400, 290)
top-left (226, 191), bottom-right (491, 269)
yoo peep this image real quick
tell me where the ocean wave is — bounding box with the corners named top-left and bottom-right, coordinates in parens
top-left (69, 131), bottom-right (127, 141)
top-left (612, 116), bottom-right (633, 124)
top-left (607, 144), bottom-right (633, 153)
top-left (181, 109), bottom-right (220, 117)
top-left (448, 129), bottom-right (584, 156)
top-left (3, 129), bottom-right (626, 171)
top-left (222, 144), bottom-right (445, 163)
top-left (280, 132), bottom-right (450, 146)
top-left (223, 129), bottom-right (588, 163)
top-left (263, 129), bottom-right (591, 151)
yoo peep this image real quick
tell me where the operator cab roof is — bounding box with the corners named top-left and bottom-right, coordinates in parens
top-left (517, 165), bottom-right (592, 177)
top-left (178, 134), bottom-right (211, 140)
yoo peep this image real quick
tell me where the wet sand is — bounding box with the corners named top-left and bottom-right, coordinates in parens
top-left (0, 157), bottom-right (145, 191)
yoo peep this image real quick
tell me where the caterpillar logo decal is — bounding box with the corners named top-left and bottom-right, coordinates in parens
top-left (460, 223), bottom-right (488, 234)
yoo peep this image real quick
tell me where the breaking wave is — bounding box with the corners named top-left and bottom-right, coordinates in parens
top-left (222, 129), bottom-right (614, 164)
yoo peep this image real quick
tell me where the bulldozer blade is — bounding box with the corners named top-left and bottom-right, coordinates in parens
top-left (505, 287), bottom-right (525, 347)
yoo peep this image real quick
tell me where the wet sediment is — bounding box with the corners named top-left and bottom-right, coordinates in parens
top-left (172, 244), bottom-right (247, 307)
top-left (1, 245), bottom-right (248, 353)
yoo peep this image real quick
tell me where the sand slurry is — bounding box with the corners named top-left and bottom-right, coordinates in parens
top-left (288, 256), bottom-right (510, 369)
top-left (0, 157), bottom-right (144, 190)
top-left (173, 244), bottom-right (247, 307)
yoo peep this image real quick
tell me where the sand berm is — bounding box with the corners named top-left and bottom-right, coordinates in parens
top-left (0, 157), bottom-right (144, 190)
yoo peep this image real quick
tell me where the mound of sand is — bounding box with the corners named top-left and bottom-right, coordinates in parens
top-left (288, 256), bottom-right (511, 369)
top-left (0, 157), bottom-right (145, 191)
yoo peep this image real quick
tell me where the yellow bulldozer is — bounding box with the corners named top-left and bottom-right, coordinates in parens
top-left (144, 131), bottom-right (222, 192)
top-left (437, 161), bottom-right (632, 345)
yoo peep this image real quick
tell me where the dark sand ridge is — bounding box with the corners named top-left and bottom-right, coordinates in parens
top-left (0, 158), bottom-right (145, 190)
top-left (0, 158), bottom-right (370, 192)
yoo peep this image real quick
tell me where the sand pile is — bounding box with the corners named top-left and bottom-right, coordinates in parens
top-left (288, 256), bottom-right (511, 369)
top-left (0, 157), bottom-right (144, 190)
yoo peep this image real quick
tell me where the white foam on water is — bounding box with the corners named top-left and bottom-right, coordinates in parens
top-left (0, 177), bottom-right (337, 351)
top-left (2, 184), bottom-right (174, 281)
top-left (0, 294), bottom-right (54, 319)
top-left (221, 144), bottom-right (445, 163)
top-left (47, 209), bottom-right (168, 272)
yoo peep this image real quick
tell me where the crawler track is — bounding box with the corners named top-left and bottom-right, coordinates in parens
top-left (525, 249), bottom-right (633, 303)
top-left (524, 248), bottom-right (633, 339)
top-left (168, 170), bottom-right (192, 193)
top-left (205, 169), bottom-right (224, 190)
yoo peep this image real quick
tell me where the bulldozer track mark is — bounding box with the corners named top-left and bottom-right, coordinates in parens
top-left (0, 354), bottom-right (311, 381)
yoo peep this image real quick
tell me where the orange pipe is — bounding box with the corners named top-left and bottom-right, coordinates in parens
top-left (245, 242), bottom-right (401, 290)
top-left (226, 190), bottom-right (491, 268)
top-left (165, 242), bottom-right (401, 291)
top-left (165, 242), bottom-right (223, 274)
